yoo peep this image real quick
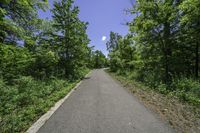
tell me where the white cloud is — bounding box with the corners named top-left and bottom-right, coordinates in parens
top-left (101, 36), bottom-right (107, 41)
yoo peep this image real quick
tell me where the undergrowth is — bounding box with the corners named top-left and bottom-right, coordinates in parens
top-left (107, 69), bottom-right (200, 106)
top-left (0, 69), bottom-right (89, 132)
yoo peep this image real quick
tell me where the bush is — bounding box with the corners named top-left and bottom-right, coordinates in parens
top-left (109, 69), bottom-right (200, 106)
top-left (172, 78), bottom-right (200, 93)
top-left (0, 45), bottom-right (33, 83)
top-left (171, 78), bottom-right (200, 105)
top-left (157, 83), bottom-right (169, 94)
top-left (0, 76), bottom-right (78, 132)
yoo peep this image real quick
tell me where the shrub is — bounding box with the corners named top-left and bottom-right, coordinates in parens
top-left (0, 76), bottom-right (79, 132)
top-left (157, 83), bottom-right (169, 94)
top-left (171, 78), bottom-right (200, 105)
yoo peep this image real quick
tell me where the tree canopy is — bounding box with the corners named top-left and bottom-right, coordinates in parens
top-left (107, 0), bottom-right (200, 88)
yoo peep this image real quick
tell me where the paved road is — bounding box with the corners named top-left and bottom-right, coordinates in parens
top-left (37, 69), bottom-right (175, 133)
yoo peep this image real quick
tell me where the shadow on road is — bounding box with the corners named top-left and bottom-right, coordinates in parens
top-left (83, 77), bottom-right (90, 80)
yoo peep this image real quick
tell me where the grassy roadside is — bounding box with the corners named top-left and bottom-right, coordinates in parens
top-left (106, 70), bottom-right (200, 133)
top-left (0, 69), bottom-right (90, 133)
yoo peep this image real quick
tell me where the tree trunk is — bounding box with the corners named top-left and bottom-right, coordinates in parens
top-left (195, 41), bottom-right (199, 78)
top-left (163, 22), bottom-right (172, 86)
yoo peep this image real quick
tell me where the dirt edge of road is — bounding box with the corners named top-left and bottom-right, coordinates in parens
top-left (106, 71), bottom-right (200, 133)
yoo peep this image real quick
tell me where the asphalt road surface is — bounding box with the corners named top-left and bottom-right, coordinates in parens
top-left (37, 69), bottom-right (175, 133)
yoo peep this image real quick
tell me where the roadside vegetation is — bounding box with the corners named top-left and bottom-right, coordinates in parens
top-left (0, 0), bottom-right (107, 132)
top-left (106, 0), bottom-right (200, 106)
top-left (106, 0), bottom-right (200, 132)
top-left (0, 77), bottom-right (81, 132)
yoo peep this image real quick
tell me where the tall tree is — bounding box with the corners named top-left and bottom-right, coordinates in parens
top-left (179, 0), bottom-right (200, 78)
top-left (51, 0), bottom-right (90, 79)
top-left (129, 0), bottom-right (180, 85)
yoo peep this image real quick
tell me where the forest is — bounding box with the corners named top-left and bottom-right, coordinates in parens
top-left (0, 0), bottom-right (107, 132)
top-left (107, 0), bottom-right (200, 105)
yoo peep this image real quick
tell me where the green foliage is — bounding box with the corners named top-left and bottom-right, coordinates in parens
top-left (0, 0), bottom-right (94, 132)
top-left (51, 0), bottom-right (90, 79)
top-left (179, 0), bottom-right (200, 24)
top-left (0, 76), bottom-right (81, 132)
top-left (107, 33), bottom-right (136, 73)
top-left (171, 78), bottom-right (200, 105)
top-left (0, 0), bottom-right (92, 81)
top-left (107, 0), bottom-right (200, 105)
top-left (29, 46), bottom-right (59, 79)
top-left (0, 0), bottom-right (48, 44)
top-left (0, 44), bottom-right (33, 83)
top-left (92, 50), bottom-right (107, 68)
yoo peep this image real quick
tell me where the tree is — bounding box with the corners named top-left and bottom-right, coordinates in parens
top-left (129, 0), bottom-right (180, 85)
top-left (107, 32), bottom-right (137, 74)
top-left (93, 50), bottom-right (107, 68)
top-left (106, 31), bottom-right (122, 52)
top-left (179, 0), bottom-right (200, 78)
top-left (0, 0), bottom-right (48, 45)
top-left (0, 0), bottom-right (49, 82)
top-left (51, 0), bottom-right (90, 79)
top-left (106, 32), bottom-right (122, 72)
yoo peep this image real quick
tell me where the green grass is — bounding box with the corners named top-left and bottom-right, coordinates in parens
top-left (0, 69), bottom-right (89, 133)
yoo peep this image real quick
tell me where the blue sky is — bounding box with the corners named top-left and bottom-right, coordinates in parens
top-left (38, 0), bottom-right (134, 56)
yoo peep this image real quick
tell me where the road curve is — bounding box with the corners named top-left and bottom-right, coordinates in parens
top-left (37, 69), bottom-right (175, 133)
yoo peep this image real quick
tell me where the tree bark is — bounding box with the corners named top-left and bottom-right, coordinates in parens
top-left (195, 41), bottom-right (199, 78)
top-left (163, 22), bottom-right (172, 86)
